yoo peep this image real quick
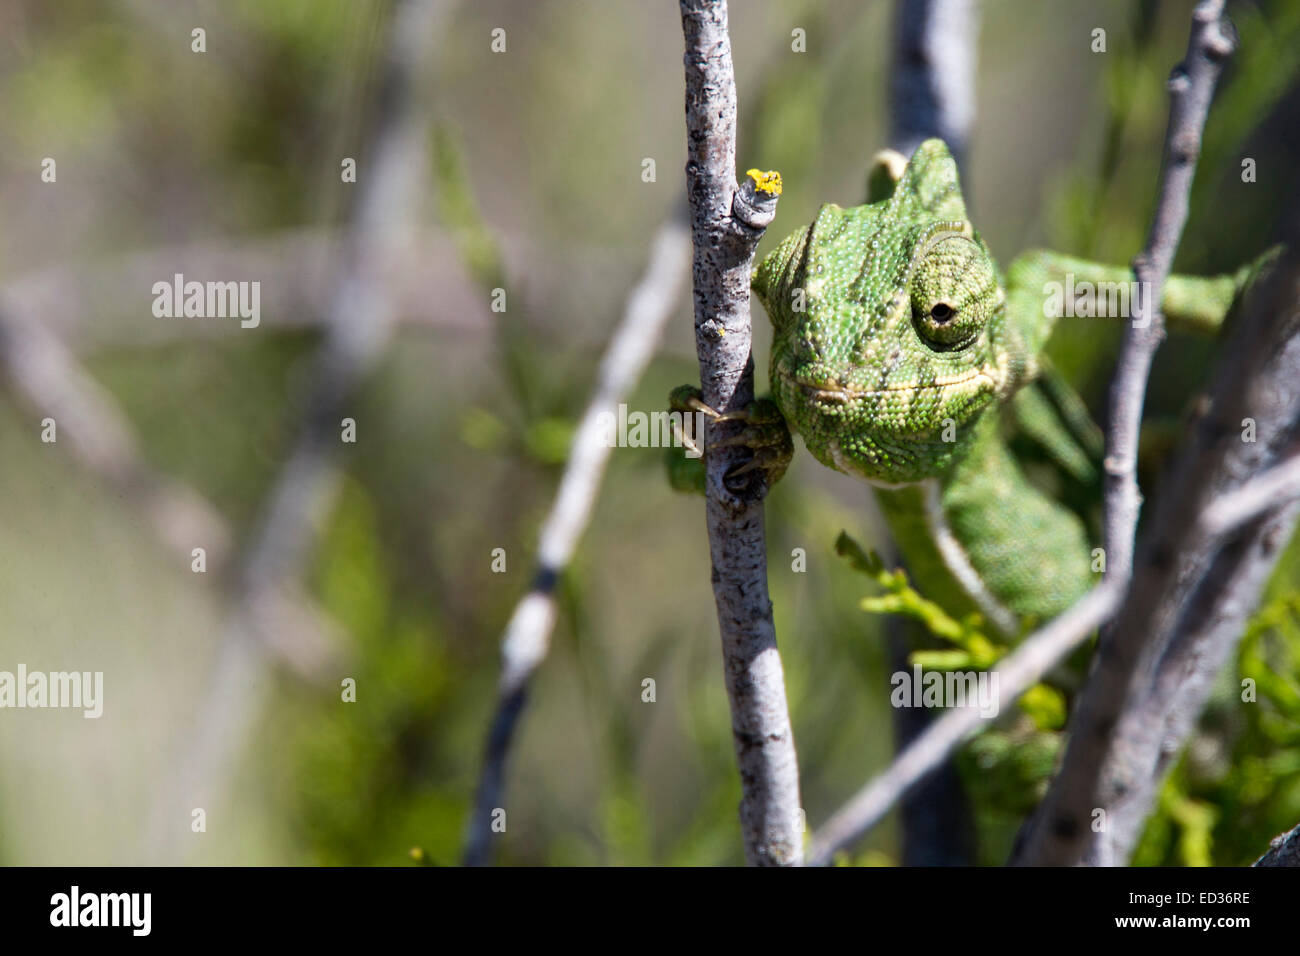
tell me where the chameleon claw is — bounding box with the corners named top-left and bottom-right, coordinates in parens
top-left (668, 384), bottom-right (721, 420)
top-left (666, 386), bottom-right (794, 496)
top-left (727, 449), bottom-right (781, 478)
top-left (668, 385), bottom-right (752, 424)
top-left (670, 418), bottom-right (705, 458)
top-left (723, 448), bottom-right (789, 494)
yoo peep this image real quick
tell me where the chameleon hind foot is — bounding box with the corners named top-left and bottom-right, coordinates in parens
top-left (666, 385), bottom-right (793, 495)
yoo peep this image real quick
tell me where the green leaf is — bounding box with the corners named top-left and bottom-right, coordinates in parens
top-left (1018, 683), bottom-right (1068, 731)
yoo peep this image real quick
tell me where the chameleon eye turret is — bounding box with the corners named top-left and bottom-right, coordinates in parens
top-left (909, 234), bottom-right (999, 351)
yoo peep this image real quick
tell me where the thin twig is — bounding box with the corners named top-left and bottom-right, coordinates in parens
top-left (806, 582), bottom-right (1121, 866)
top-left (1014, 0), bottom-right (1239, 866)
top-left (461, 211), bottom-right (692, 866)
top-left (679, 0), bottom-right (801, 866)
top-left (1102, 0), bottom-right (1234, 584)
top-left (1199, 452), bottom-right (1300, 538)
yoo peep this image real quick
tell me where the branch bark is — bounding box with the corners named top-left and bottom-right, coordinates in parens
top-left (890, 0), bottom-right (980, 171)
top-left (1255, 821), bottom-right (1300, 866)
top-left (1199, 453), bottom-right (1300, 538)
top-left (809, 0), bottom-right (1282, 867)
top-left (807, 582), bottom-right (1121, 866)
top-left (461, 211), bottom-right (692, 866)
top-left (1024, 247), bottom-right (1300, 865)
top-left (680, 0), bottom-right (801, 866)
top-left (1014, 0), bottom-right (1251, 866)
top-left (1099, 0), bottom-right (1235, 587)
top-left (886, 0), bottom-right (983, 869)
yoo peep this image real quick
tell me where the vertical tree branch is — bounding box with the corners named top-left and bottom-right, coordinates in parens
top-left (1037, 247), bottom-right (1300, 865)
top-left (1014, 0), bottom-right (1245, 865)
top-left (886, 0), bottom-right (982, 868)
top-left (461, 212), bottom-right (692, 866)
top-left (890, 0), bottom-right (980, 170)
top-left (679, 0), bottom-right (801, 866)
top-left (1100, 0), bottom-right (1235, 586)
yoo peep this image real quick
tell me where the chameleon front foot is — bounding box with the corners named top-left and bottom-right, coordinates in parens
top-left (665, 385), bottom-right (793, 495)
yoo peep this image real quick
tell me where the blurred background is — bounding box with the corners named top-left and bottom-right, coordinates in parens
top-left (1, 0), bottom-right (1298, 866)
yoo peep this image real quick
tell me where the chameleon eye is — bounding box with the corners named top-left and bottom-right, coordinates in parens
top-left (914, 295), bottom-right (977, 348)
top-left (910, 235), bottom-right (994, 350)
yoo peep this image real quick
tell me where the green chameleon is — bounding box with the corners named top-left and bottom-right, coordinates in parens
top-left (672, 138), bottom-right (1263, 639)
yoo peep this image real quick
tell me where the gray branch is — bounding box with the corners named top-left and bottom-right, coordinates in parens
top-left (461, 211), bottom-right (692, 866)
top-left (886, 0), bottom-right (983, 869)
top-left (1038, 248), bottom-right (1300, 866)
top-left (807, 582), bottom-right (1121, 866)
top-left (1255, 821), bottom-right (1300, 866)
top-left (1199, 453), bottom-right (1300, 538)
top-left (680, 0), bottom-right (801, 866)
top-left (1014, 0), bottom-right (1246, 866)
top-left (1103, 0), bottom-right (1235, 585)
top-left (890, 0), bottom-right (980, 170)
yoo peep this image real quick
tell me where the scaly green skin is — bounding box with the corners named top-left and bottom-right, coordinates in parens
top-left (744, 139), bottom-right (1252, 634)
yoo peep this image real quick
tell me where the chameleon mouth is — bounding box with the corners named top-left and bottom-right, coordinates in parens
top-left (798, 368), bottom-right (993, 406)
top-left (801, 385), bottom-right (852, 405)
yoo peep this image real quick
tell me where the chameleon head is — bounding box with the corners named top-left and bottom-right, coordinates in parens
top-left (752, 139), bottom-right (1024, 486)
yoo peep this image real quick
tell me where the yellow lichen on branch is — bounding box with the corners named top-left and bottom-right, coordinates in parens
top-left (746, 168), bottom-right (783, 196)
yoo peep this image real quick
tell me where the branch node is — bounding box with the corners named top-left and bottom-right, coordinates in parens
top-left (731, 172), bottom-right (782, 239)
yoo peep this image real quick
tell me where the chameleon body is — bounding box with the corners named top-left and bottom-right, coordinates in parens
top-left (705, 139), bottom-right (1255, 635)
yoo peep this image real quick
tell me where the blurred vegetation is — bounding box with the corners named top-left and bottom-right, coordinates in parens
top-left (0, 0), bottom-right (1297, 867)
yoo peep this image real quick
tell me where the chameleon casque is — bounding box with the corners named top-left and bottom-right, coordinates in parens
top-left (674, 138), bottom-right (1258, 638)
